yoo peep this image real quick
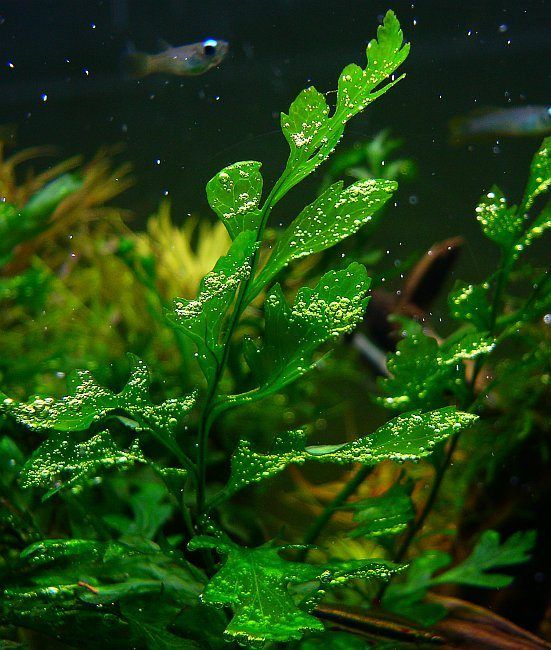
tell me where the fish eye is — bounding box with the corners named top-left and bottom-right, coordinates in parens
top-left (203, 39), bottom-right (218, 56)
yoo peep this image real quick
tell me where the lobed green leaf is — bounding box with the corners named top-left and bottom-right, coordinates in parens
top-left (227, 408), bottom-right (477, 495)
top-left (169, 230), bottom-right (258, 384)
top-left (20, 431), bottom-right (145, 500)
top-left (475, 185), bottom-right (524, 250)
top-left (378, 319), bottom-right (495, 411)
top-left (277, 10), bottom-right (409, 201)
top-left (207, 161), bottom-right (263, 240)
top-left (249, 179), bottom-right (396, 299)
top-left (244, 264), bottom-right (370, 401)
top-left (189, 536), bottom-right (402, 645)
top-left (342, 484), bottom-right (414, 539)
top-left (448, 281), bottom-right (491, 331)
top-left (521, 135), bottom-right (551, 212)
top-left (0, 355), bottom-right (196, 466)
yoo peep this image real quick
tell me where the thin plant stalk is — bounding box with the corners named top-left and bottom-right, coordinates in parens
top-left (297, 465), bottom-right (373, 562)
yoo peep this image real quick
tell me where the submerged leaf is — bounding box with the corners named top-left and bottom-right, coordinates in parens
top-left (342, 485), bottom-right (414, 539)
top-left (514, 200), bottom-right (551, 259)
top-left (227, 408), bottom-right (477, 494)
top-left (475, 185), bottom-right (524, 250)
top-left (121, 599), bottom-right (201, 649)
top-left (189, 536), bottom-right (401, 645)
top-left (250, 179), bottom-right (396, 298)
top-left (521, 135), bottom-right (551, 212)
top-left (170, 230), bottom-right (258, 384)
top-left (277, 10), bottom-right (409, 200)
top-left (20, 432), bottom-right (145, 500)
top-left (431, 529), bottom-right (536, 588)
top-left (207, 161), bottom-right (263, 239)
top-left (236, 263), bottom-right (370, 404)
top-left (378, 319), bottom-right (495, 411)
top-left (383, 530), bottom-right (535, 625)
top-left (0, 174), bottom-right (82, 259)
top-left (0, 356), bottom-right (196, 464)
top-left (448, 281), bottom-right (491, 331)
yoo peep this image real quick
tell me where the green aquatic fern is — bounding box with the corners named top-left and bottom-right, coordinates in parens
top-left (1, 10), bottom-right (547, 650)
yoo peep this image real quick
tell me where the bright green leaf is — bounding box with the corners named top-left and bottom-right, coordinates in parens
top-left (169, 230), bottom-right (258, 384)
top-left (448, 281), bottom-right (491, 331)
top-left (20, 432), bottom-right (145, 500)
top-left (0, 356), bottom-right (196, 467)
top-left (188, 536), bottom-right (402, 645)
top-left (378, 319), bottom-right (495, 411)
top-left (514, 200), bottom-right (551, 260)
top-left (276, 10), bottom-right (408, 201)
top-left (475, 185), bottom-right (524, 249)
top-left (227, 408), bottom-right (477, 495)
top-left (250, 179), bottom-right (396, 298)
top-left (335, 10), bottom-right (409, 123)
top-left (521, 136), bottom-right (551, 212)
top-left (233, 263), bottom-right (370, 406)
top-left (207, 161), bottom-right (263, 239)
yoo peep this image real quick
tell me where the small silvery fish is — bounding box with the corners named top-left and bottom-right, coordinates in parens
top-left (124, 38), bottom-right (228, 78)
top-left (450, 105), bottom-right (551, 141)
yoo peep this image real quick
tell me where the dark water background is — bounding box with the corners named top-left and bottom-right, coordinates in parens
top-left (0, 0), bottom-right (549, 287)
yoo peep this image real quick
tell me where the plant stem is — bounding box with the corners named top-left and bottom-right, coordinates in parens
top-left (489, 249), bottom-right (513, 332)
top-left (194, 172), bottom-right (290, 524)
top-left (297, 465), bottom-right (373, 562)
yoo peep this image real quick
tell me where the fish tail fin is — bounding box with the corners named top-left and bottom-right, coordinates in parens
top-left (448, 116), bottom-right (468, 145)
top-left (121, 47), bottom-right (151, 78)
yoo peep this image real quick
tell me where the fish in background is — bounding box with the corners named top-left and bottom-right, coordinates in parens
top-left (123, 38), bottom-right (229, 78)
top-left (449, 105), bottom-right (551, 142)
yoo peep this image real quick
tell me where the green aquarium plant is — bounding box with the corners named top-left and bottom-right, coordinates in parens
top-left (0, 11), bottom-right (550, 649)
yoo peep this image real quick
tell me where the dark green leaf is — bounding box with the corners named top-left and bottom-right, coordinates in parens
top-left (342, 485), bottom-right (414, 539)
top-left (103, 481), bottom-right (173, 540)
top-left (121, 599), bottom-right (200, 649)
top-left (383, 530), bottom-right (535, 625)
top-left (298, 632), bottom-right (371, 649)
top-left (431, 529), bottom-right (536, 588)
